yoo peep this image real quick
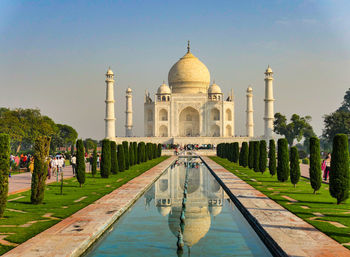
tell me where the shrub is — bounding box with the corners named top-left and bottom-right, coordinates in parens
top-left (122, 141), bottom-right (129, 170)
top-left (259, 140), bottom-right (267, 173)
top-left (31, 136), bottom-right (51, 204)
top-left (233, 142), bottom-right (239, 163)
top-left (330, 134), bottom-right (349, 204)
top-left (290, 146), bottom-right (300, 187)
top-left (153, 143), bottom-right (157, 159)
top-left (137, 142), bottom-right (142, 164)
top-left (76, 139), bottom-right (86, 186)
top-left (248, 141), bottom-right (254, 169)
top-left (0, 133), bottom-right (10, 217)
top-left (239, 142), bottom-right (249, 167)
top-left (302, 158), bottom-right (309, 164)
top-left (117, 144), bottom-right (125, 172)
top-left (133, 142), bottom-right (138, 163)
top-left (100, 139), bottom-right (111, 178)
top-left (309, 137), bottom-right (321, 194)
top-left (268, 139), bottom-right (276, 177)
top-left (277, 138), bottom-right (289, 182)
top-left (253, 141), bottom-right (260, 172)
top-left (110, 141), bottom-right (118, 174)
top-left (129, 144), bottom-right (134, 167)
top-left (92, 146), bottom-right (97, 177)
top-left (157, 144), bottom-right (162, 157)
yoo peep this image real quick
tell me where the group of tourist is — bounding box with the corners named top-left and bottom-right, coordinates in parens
top-left (48, 155), bottom-right (66, 179)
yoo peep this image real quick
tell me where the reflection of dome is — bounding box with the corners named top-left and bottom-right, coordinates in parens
top-left (157, 83), bottom-right (171, 94)
top-left (168, 206), bottom-right (211, 247)
top-left (179, 169), bottom-right (200, 194)
top-left (208, 83), bottom-right (222, 94)
top-left (210, 180), bottom-right (221, 192)
top-left (168, 48), bottom-right (210, 94)
top-left (209, 205), bottom-right (222, 217)
top-left (157, 206), bottom-right (171, 216)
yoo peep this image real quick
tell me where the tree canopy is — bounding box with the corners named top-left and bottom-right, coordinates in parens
top-left (273, 113), bottom-right (315, 146)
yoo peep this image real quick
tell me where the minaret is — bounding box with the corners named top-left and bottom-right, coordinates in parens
top-left (105, 67), bottom-right (116, 139)
top-left (264, 65), bottom-right (275, 139)
top-left (246, 86), bottom-right (254, 138)
top-left (125, 87), bottom-right (133, 137)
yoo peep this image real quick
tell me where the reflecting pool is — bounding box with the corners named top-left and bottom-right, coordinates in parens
top-left (85, 157), bottom-right (272, 256)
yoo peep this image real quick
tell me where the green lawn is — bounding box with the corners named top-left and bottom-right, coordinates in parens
top-left (0, 156), bottom-right (169, 255)
top-left (210, 156), bottom-right (350, 250)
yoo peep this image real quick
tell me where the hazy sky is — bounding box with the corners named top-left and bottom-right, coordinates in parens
top-left (1, 0), bottom-right (350, 140)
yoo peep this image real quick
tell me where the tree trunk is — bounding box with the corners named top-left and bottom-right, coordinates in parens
top-left (16, 143), bottom-right (21, 153)
top-left (313, 189), bottom-right (316, 194)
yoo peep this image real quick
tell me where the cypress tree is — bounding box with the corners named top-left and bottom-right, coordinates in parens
top-left (141, 142), bottom-right (146, 162)
top-left (233, 142), bottom-right (239, 163)
top-left (157, 144), bottom-right (162, 157)
top-left (239, 142), bottom-right (248, 167)
top-left (216, 143), bottom-right (221, 157)
top-left (227, 143), bottom-right (233, 161)
top-left (290, 146), bottom-right (300, 187)
top-left (0, 133), bottom-right (10, 217)
top-left (147, 143), bottom-right (153, 160)
top-left (122, 141), bottom-right (129, 170)
top-left (137, 142), bottom-right (142, 164)
top-left (100, 139), bottom-right (111, 178)
top-left (92, 146), bottom-right (97, 177)
top-left (31, 136), bottom-right (51, 204)
top-left (248, 141), bottom-right (254, 169)
top-left (253, 141), bottom-right (260, 172)
top-left (309, 137), bottom-right (321, 194)
top-left (110, 141), bottom-right (118, 174)
top-left (117, 144), bottom-right (125, 172)
top-left (71, 143), bottom-right (75, 156)
top-left (259, 140), bottom-right (267, 173)
top-left (277, 138), bottom-right (289, 182)
top-left (133, 142), bottom-right (138, 163)
top-left (330, 134), bottom-right (349, 204)
top-left (76, 139), bottom-right (86, 185)
top-left (129, 144), bottom-right (134, 167)
top-left (268, 139), bottom-right (277, 177)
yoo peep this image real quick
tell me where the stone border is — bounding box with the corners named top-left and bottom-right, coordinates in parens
top-left (202, 156), bottom-right (350, 257)
top-left (3, 156), bottom-right (176, 257)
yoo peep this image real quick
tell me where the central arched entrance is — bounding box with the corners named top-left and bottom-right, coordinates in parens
top-left (179, 107), bottom-right (200, 136)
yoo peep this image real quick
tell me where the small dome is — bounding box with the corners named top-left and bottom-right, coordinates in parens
top-left (209, 205), bottom-right (222, 217)
top-left (208, 83), bottom-right (222, 94)
top-left (247, 86), bottom-right (253, 92)
top-left (157, 83), bottom-right (171, 94)
top-left (106, 68), bottom-right (114, 75)
top-left (126, 87), bottom-right (132, 93)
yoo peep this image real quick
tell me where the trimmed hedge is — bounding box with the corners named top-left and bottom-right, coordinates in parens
top-left (239, 142), bottom-right (248, 167)
top-left (0, 133), bottom-right (10, 217)
top-left (248, 141), bottom-right (254, 169)
top-left (259, 140), bottom-right (267, 173)
top-left (309, 137), bottom-right (321, 194)
top-left (233, 142), bottom-right (239, 163)
top-left (330, 134), bottom-right (349, 204)
top-left (110, 141), bottom-right (118, 174)
top-left (100, 139), bottom-right (111, 178)
top-left (129, 144), bottom-right (134, 166)
top-left (290, 146), bottom-right (300, 187)
top-left (76, 139), bottom-right (86, 185)
top-left (157, 144), bottom-right (162, 157)
top-left (268, 139), bottom-right (276, 177)
top-left (133, 142), bottom-right (138, 163)
top-left (277, 138), bottom-right (289, 182)
top-left (253, 141), bottom-right (260, 172)
top-left (122, 141), bottom-right (129, 170)
top-left (117, 144), bottom-right (125, 172)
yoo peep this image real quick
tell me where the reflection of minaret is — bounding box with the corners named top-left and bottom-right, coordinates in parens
top-left (264, 65), bottom-right (275, 139)
top-left (246, 86), bottom-right (254, 138)
top-left (105, 68), bottom-right (116, 139)
top-left (125, 87), bottom-right (133, 137)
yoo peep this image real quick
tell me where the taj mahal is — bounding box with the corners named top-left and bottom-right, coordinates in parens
top-left (105, 42), bottom-right (275, 145)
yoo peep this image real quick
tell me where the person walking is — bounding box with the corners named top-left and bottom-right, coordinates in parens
top-left (323, 153), bottom-right (331, 181)
top-left (71, 155), bottom-right (76, 176)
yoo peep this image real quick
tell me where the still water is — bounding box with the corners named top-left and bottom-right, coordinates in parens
top-left (85, 158), bottom-right (272, 257)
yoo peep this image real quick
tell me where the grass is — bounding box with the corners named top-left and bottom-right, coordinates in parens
top-left (210, 156), bottom-right (350, 250)
top-left (0, 156), bottom-right (169, 255)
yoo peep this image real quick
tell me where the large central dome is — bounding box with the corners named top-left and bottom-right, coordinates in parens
top-left (168, 46), bottom-right (210, 94)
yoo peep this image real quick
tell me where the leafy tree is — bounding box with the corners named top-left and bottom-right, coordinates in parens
top-left (259, 140), bottom-right (267, 173)
top-left (0, 134), bottom-right (10, 217)
top-left (83, 138), bottom-right (98, 153)
top-left (110, 141), bottom-right (118, 174)
top-left (253, 141), bottom-right (260, 172)
top-left (117, 144), bottom-right (125, 172)
top-left (239, 142), bottom-right (248, 167)
top-left (274, 113), bottom-right (315, 146)
top-left (268, 139), bottom-right (277, 177)
top-left (337, 88), bottom-right (350, 112)
top-left (233, 142), bottom-right (239, 163)
top-left (323, 111), bottom-right (350, 143)
top-left (309, 137), bottom-right (321, 194)
top-left (277, 138), bottom-right (289, 182)
top-left (100, 139), bottom-right (111, 178)
top-left (248, 141), bottom-right (254, 169)
top-left (31, 136), bottom-right (51, 204)
top-left (290, 146), bottom-right (300, 187)
top-left (122, 141), bottom-right (129, 170)
top-left (330, 134), bottom-right (349, 204)
top-left (129, 144), bottom-right (134, 167)
top-left (76, 139), bottom-right (86, 186)
top-left (57, 124), bottom-right (78, 149)
top-left (92, 146), bottom-right (97, 177)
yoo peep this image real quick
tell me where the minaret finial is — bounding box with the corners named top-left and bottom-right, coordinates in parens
top-left (187, 40), bottom-right (190, 53)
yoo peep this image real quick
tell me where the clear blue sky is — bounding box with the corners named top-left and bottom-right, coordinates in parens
top-left (1, 0), bottom-right (350, 139)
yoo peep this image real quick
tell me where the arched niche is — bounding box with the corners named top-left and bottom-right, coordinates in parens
top-left (225, 109), bottom-right (232, 121)
top-left (159, 125), bottom-right (168, 137)
top-left (210, 108), bottom-right (220, 121)
top-left (159, 109), bottom-right (168, 121)
top-left (211, 124), bottom-right (220, 137)
top-left (179, 107), bottom-right (200, 137)
top-left (147, 110), bottom-right (153, 121)
top-left (225, 125), bottom-right (232, 136)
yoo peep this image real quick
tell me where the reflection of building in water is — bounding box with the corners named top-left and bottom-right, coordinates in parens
top-left (154, 161), bottom-right (224, 247)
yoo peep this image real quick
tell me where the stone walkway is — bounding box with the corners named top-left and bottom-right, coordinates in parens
top-left (8, 164), bottom-right (92, 195)
top-left (3, 156), bottom-right (176, 257)
top-left (202, 156), bottom-right (350, 257)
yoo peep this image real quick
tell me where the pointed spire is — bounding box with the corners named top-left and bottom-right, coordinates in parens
top-left (187, 40), bottom-right (190, 53)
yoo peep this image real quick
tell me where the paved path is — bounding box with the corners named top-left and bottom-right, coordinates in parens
top-left (203, 156), bottom-right (349, 257)
top-left (300, 163), bottom-right (329, 183)
top-left (8, 163), bottom-right (91, 195)
top-left (3, 156), bottom-right (176, 257)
